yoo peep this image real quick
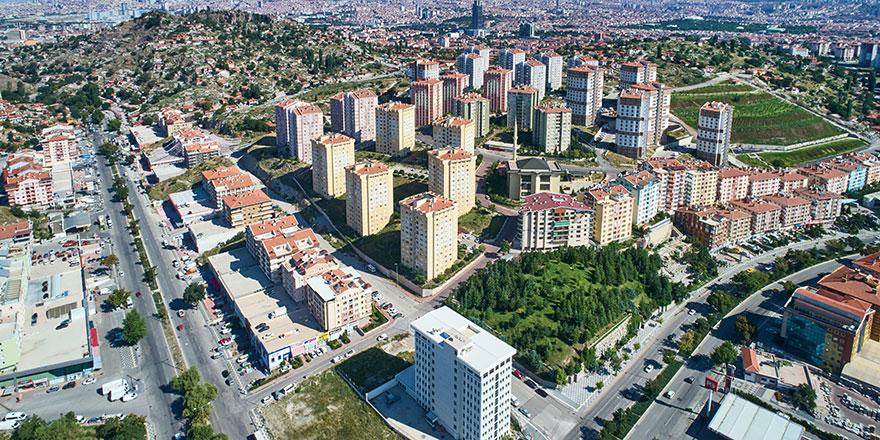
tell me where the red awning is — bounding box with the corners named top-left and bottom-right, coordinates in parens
top-left (90, 328), bottom-right (98, 347)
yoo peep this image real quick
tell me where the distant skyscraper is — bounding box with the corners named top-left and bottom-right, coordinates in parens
top-left (471, 0), bottom-right (484, 30)
top-left (519, 23), bottom-right (535, 38)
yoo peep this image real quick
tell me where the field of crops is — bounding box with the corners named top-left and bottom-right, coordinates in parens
top-left (738, 138), bottom-right (867, 169)
top-left (671, 85), bottom-right (843, 146)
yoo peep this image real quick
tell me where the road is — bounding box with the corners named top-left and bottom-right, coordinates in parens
top-left (563, 230), bottom-right (875, 440)
top-left (627, 254), bottom-right (865, 440)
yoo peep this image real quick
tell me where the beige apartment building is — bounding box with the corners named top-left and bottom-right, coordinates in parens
top-left (376, 102), bottom-right (415, 155)
top-left (400, 192), bottom-right (458, 281)
top-left (762, 194), bottom-right (811, 229)
top-left (433, 117), bottom-right (475, 155)
top-left (586, 185), bottom-right (634, 246)
top-left (428, 149), bottom-right (476, 217)
top-left (311, 134), bottom-right (355, 199)
top-left (684, 162), bottom-right (718, 207)
top-left (533, 102), bottom-right (572, 154)
top-left (518, 192), bottom-right (594, 251)
top-left (222, 189), bottom-right (275, 228)
top-left (345, 160), bottom-right (394, 236)
top-left (306, 267), bottom-right (372, 331)
top-left (716, 168), bottom-right (750, 204)
top-left (729, 198), bottom-right (782, 235)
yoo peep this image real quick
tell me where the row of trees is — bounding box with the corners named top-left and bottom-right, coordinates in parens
top-left (171, 367), bottom-right (227, 440)
top-left (10, 413), bottom-right (146, 440)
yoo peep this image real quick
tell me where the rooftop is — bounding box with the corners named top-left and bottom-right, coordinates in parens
top-left (222, 189), bottom-right (271, 210)
top-left (818, 266), bottom-right (880, 307)
top-left (346, 160), bottom-right (390, 176)
top-left (400, 192), bottom-right (455, 214)
top-left (520, 192), bottom-right (592, 214)
top-left (729, 198), bottom-right (782, 214)
top-left (708, 393), bottom-right (804, 440)
top-left (411, 306), bottom-right (516, 373)
top-left (428, 148), bottom-right (473, 161)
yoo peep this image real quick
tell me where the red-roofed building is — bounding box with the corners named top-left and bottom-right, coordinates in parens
top-left (5, 172), bottom-right (53, 208)
top-left (762, 194), bottom-right (810, 229)
top-left (400, 192), bottom-right (458, 281)
top-left (673, 206), bottom-right (750, 250)
top-left (0, 220), bottom-right (31, 244)
top-left (518, 192), bottom-right (594, 251)
top-left (729, 198), bottom-right (782, 235)
top-left (222, 189), bottom-right (275, 228)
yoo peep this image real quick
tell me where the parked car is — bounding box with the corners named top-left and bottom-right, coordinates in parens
top-left (524, 379), bottom-right (538, 389)
top-left (344, 350), bottom-right (355, 358)
top-left (512, 369), bottom-right (524, 379)
top-left (332, 356), bottom-right (343, 364)
top-left (518, 407), bottom-right (531, 418)
top-left (219, 338), bottom-right (232, 345)
top-left (62, 382), bottom-right (76, 390)
top-left (46, 386), bottom-right (60, 393)
top-left (83, 377), bottom-right (97, 385)
top-left (367, 264), bottom-right (376, 273)
top-left (511, 396), bottom-right (520, 407)
top-left (377, 333), bottom-right (388, 341)
top-left (3, 413), bottom-right (26, 422)
top-left (644, 365), bottom-right (654, 373)
top-left (535, 388), bottom-right (548, 398)
top-left (688, 309), bottom-right (696, 316)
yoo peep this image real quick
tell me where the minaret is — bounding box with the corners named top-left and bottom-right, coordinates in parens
top-left (512, 120), bottom-right (518, 161)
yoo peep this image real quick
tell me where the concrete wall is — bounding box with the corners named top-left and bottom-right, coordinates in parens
top-left (364, 377), bottom-right (399, 400)
top-left (739, 133), bottom-right (850, 152)
top-left (589, 314), bottom-right (632, 359)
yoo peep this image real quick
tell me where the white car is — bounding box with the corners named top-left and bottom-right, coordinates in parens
top-left (121, 392), bottom-right (138, 402)
top-left (644, 365), bottom-right (654, 373)
top-left (345, 350), bottom-right (355, 358)
top-left (511, 396), bottom-right (520, 407)
top-left (3, 413), bottom-right (26, 422)
top-left (373, 294), bottom-right (384, 302)
top-left (688, 309), bottom-right (696, 316)
top-left (377, 333), bottom-right (388, 341)
top-left (83, 377), bottom-right (97, 385)
top-left (665, 390), bottom-right (675, 399)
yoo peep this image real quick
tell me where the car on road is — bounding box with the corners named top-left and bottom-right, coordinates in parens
top-left (261, 396), bottom-right (274, 404)
top-left (56, 321), bottom-right (70, 330)
top-left (177, 310), bottom-right (185, 317)
top-left (219, 338), bottom-right (232, 345)
top-left (367, 264), bottom-right (376, 273)
top-left (46, 386), bottom-right (59, 393)
top-left (62, 382), bottom-right (76, 390)
top-left (332, 356), bottom-right (343, 364)
top-left (513, 369), bottom-right (524, 379)
top-left (177, 325), bottom-right (184, 331)
top-left (518, 407), bottom-right (531, 418)
top-left (3, 413), bottom-right (26, 422)
top-left (644, 365), bottom-right (654, 373)
top-left (83, 377), bottom-right (97, 385)
top-left (31, 313), bottom-right (37, 326)
top-left (665, 390), bottom-right (675, 399)
top-left (511, 396), bottom-right (520, 407)
top-left (377, 333), bottom-right (388, 341)
top-left (135, 291), bottom-right (141, 298)
top-left (345, 350), bottom-right (355, 358)
top-left (222, 370), bottom-right (230, 378)
top-left (535, 388), bottom-right (548, 398)
top-left (524, 379), bottom-right (538, 389)
top-left (684, 376), bottom-right (695, 384)
top-left (688, 309), bottom-right (696, 316)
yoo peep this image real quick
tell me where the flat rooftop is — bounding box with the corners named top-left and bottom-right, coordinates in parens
top-left (208, 247), bottom-right (273, 302)
top-left (411, 306), bottom-right (516, 373)
top-left (169, 187), bottom-right (215, 219)
top-left (842, 338), bottom-right (880, 387)
top-left (130, 125), bottom-right (164, 149)
top-left (189, 218), bottom-right (244, 253)
top-left (708, 393), bottom-right (805, 440)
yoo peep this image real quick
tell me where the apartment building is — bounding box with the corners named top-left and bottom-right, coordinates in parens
top-left (748, 171), bottom-right (782, 198)
top-left (586, 185), bottom-right (634, 245)
top-left (507, 86), bottom-right (540, 130)
top-left (307, 267), bottom-right (372, 332)
top-left (247, 216), bottom-right (320, 283)
top-left (5, 172), bottom-right (53, 208)
top-left (844, 152), bottom-right (880, 186)
top-left (517, 192), bottom-right (593, 250)
top-left (183, 141), bottom-right (220, 168)
top-left (498, 48), bottom-right (527, 80)
top-left (779, 170), bottom-right (810, 192)
top-left (376, 103), bottom-right (415, 155)
top-left (568, 55), bottom-right (599, 69)
top-left (411, 79), bottom-right (443, 126)
top-left (695, 101), bottom-right (734, 167)
top-left (615, 171), bottom-right (661, 226)
top-left (684, 162), bottom-right (718, 208)
top-left (506, 157), bottom-right (563, 200)
top-left (410, 307), bottom-right (515, 440)
top-left (442, 73), bottom-right (470, 115)
top-left (202, 166), bottom-right (256, 208)
top-left (457, 53), bottom-right (486, 90)
top-left (674, 207), bottom-right (750, 250)
top-left (281, 249), bottom-right (338, 302)
top-left (798, 165), bottom-right (849, 194)
top-left (818, 266), bottom-right (880, 343)
top-left (410, 58), bottom-right (440, 81)
top-left (157, 107), bottom-right (191, 137)
top-left (516, 60), bottom-right (546, 101)
top-left (311, 134), bottom-right (355, 199)
top-left (40, 124), bottom-right (79, 166)
top-left (565, 65), bottom-right (604, 127)
top-left (483, 68), bottom-right (513, 113)
top-left (729, 198), bottom-right (782, 235)
top-left (453, 93), bottom-right (490, 138)
top-left (630, 82), bottom-right (671, 145)
top-left (795, 188), bottom-right (843, 223)
top-left (615, 88), bottom-right (651, 159)
top-left (462, 45), bottom-right (491, 73)
top-left (830, 161), bottom-right (867, 193)
top-left (533, 102), bottom-right (572, 154)
top-left (762, 194), bottom-right (811, 229)
top-left (289, 102), bottom-right (324, 163)
top-left (433, 117), bottom-right (476, 155)
top-left (536, 51), bottom-right (563, 91)
top-left (859, 42), bottom-right (880, 69)
top-left (222, 189), bottom-right (275, 228)
top-left (717, 168), bottom-right (750, 204)
top-left (619, 60), bottom-right (657, 90)
top-left (400, 192), bottom-right (458, 281)
top-left (329, 90), bottom-right (378, 143)
top-left (640, 158), bottom-right (688, 212)
top-left (345, 160), bottom-right (393, 236)
top-left (428, 148), bottom-right (476, 217)
top-left (274, 99), bottom-right (299, 147)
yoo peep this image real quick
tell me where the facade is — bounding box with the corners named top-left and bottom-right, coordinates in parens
top-left (674, 207), bottom-right (750, 250)
top-left (345, 161), bottom-right (393, 236)
top-left (830, 161), bottom-right (867, 193)
top-left (411, 79), bottom-right (443, 126)
top-left (615, 88), bottom-right (651, 159)
top-left (289, 103), bottom-right (324, 163)
top-left (586, 185), bottom-right (634, 245)
top-left (400, 192), bottom-right (458, 281)
top-left (762, 194), bottom-right (811, 229)
top-left (307, 268), bottom-right (372, 332)
top-left (729, 198), bottom-right (782, 235)
top-left (274, 99), bottom-right (299, 147)
top-left (456, 53), bottom-right (486, 90)
top-left (615, 171), bottom-right (661, 226)
top-left (376, 103), bottom-right (416, 155)
top-left (640, 158), bottom-right (688, 212)
top-left (202, 166), bottom-right (256, 208)
top-left (779, 171), bottom-right (810, 192)
top-left (695, 101), bottom-right (734, 167)
top-left (717, 168), bottom-right (750, 203)
top-left (748, 171), bottom-right (782, 198)
top-left (518, 192), bottom-right (593, 250)
top-left (329, 90), bottom-right (378, 143)
top-left (311, 134), bottom-right (356, 199)
top-left (798, 165), bottom-right (849, 194)
top-left (281, 249), bottom-right (338, 302)
top-left (498, 48), bottom-right (527, 79)
top-left (505, 157), bottom-right (563, 200)
top-left (629, 82), bottom-right (671, 146)
top-left (782, 287), bottom-right (874, 372)
top-left (483, 68), bottom-right (513, 113)
top-left (796, 188), bottom-right (843, 223)
top-left (859, 42), bottom-right (880, 69)
top-left (462, 46), bottom-right (491, 73)
top-left (428, 148), bottom-right (476, 217)
top-left (410, 58), bottom-right (440, 81)
top-left (568, 55), bottom-right (599, 69)
top-left (247, 216), bottom-right (320, 283)
top-left (5, 172), bottom-right (53, 208)
top-left (222, 189), bottom-right (275, 228)
top-left (845, 152), bottom-right (880, 186)
top-left (619, 60), bottom-right (657, 90)
top-left (453, 93), bottom-right (491, 138)
top-left (40, 124), bottom-right (79, 166)
top-left (533, 102), bottom-right (572, 154)
top-left (565, 65), bottom-right (604, 126)
top-left (516, 60), bottom-right (546, 101)
top-left (441, 73), bottom-right (470, 115)
top-left (507, 86), bottom-right (540, 130)
top-left (410, 307), bottom-right (515, 440)
top-left (683, 162), bottom-right (718, 208)
top-left (183, 141), bottom-right (220, 168)
top-left (536, 51), bottom-right (563, 91)
top-left (433, 117), bottom-right (476, 155)
top-left (157, 107), bottom-right (191, 137)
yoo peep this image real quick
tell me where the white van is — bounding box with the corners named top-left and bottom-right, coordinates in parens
top-left (0, 420), bottom-right (20, 430)
top-left (3, 413), bottom-right (26, 422)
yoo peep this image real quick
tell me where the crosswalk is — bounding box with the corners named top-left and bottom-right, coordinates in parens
top-left (120, 345), bottom-right (138, 370)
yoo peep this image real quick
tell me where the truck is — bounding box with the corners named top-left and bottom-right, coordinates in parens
top-left (101, 379), bottom-right (129, 397)
top-left (109, 387), bottom-right (126, 402)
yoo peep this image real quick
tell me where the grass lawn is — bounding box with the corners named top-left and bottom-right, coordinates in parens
top-left (745, 138), bottom-right (867, 169)
top-left (671, 87), bottom-right (843, 146)
top-left (262, 371), bottom-right (399, 440)
top-left (350, 221), bottom-right (401, 269)
top-left (247, 136), bottom-right (305, 179)
top-left (147, 156), bottom-right (234, 201)
top-left (0, 206), bottom-right (25, 224)
top-left (604, 150), bottom-right (637, 168)
top-left (458, 207), bottom-right (507, 239)
top-left (336, 347), bottom-right (412, 394)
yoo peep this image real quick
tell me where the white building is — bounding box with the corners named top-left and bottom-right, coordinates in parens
top-left (695, 101), bottom-right (734, 167)
top-left (463, 45), bottom-right (491, 74)
top-left (457, 53), bottom-right (486, 90)
top-left (615, 171), bottom-right (661, 226)
top-left (410, 307), bottom-right (516, 440)
top-left (498, 48), bottom-right (527, 82)
top-left (536, 51), bottom-right (563, 91)
top-left (516, 60), bottom-right (546, 101)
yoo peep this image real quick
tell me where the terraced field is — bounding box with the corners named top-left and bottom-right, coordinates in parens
top-left (671, 84), bottom-right (843, 146)
top-left (738, 138), bottom-right (867, 169)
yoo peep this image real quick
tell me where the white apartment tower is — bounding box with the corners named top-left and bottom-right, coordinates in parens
top-left (536, 51), bottom-right (563, 91)
top-left (619, 60), bottom-right (657, 90)
top-left (456, 53), bottom-right (486, 90)
top-left (695, 101), bottom-right (734, 167)
top-left (289, 102), bottom-right (324, 163)
top-left (565, 65), bottom-right (604, 127)
top-left (498, 48), bottom-right (527, 80)
top-left (411, 306), bottom-right (516, 440)
top-left (329, 90), bottom-right (378, 144)
top-left (516, 60), bottom-right (546, 101)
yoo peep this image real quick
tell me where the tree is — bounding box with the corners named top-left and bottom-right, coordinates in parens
top-left (596, 381), bottom-right (604, 390)
top-left (555, 367), bottom-right (567, 385)
top-left (95, 414), bottom-right (147, 439)
top-left (792, 383), bottom-right (817, 411)
top-left (99, 142), bottom-right (118, 158)
top-left (121, 310), bottom-right (147, 345)
top-left (172, 367), bottom-right (202, 395)
top-left (782, 280), bottom-right (798, 294)
top-left (677, 329), bottom-right (698, 354)
top-left (91, 108), bottom-right (105, 124)
top-left (662, 350), bottom-right (676, 364)
top-left (710, 341), bottom-right (738, 369)
top-left (108, 288), bottom-right (131, 309)
top-left (500, 241), bottom-right (511, 253)
top-left (183, 382), bottom-right (219, 424)
top-left (117, 185), bottom-right (129, 201)
top-left (734, 315), bottom-right (758, 343)
top-left (707, 290), bottom-right (735, 314)
top-left (108, 119), bottom-right (122, 132)
top-left (183, 282), bottom-right (206, 304)
top-left (102, 254), bottom-right (119, 267)
top-left (187, 424), bottom-right (229, 440)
